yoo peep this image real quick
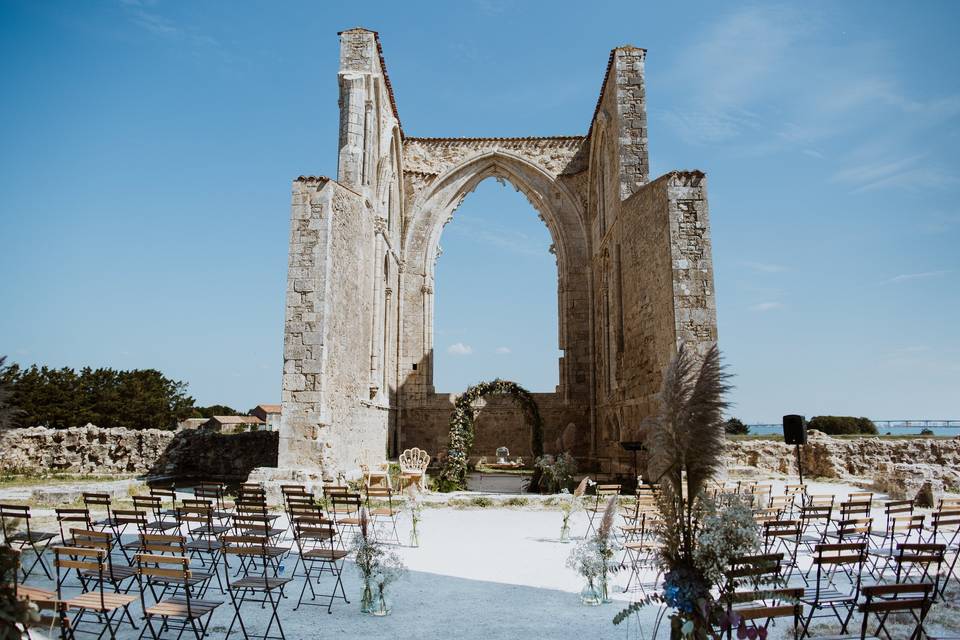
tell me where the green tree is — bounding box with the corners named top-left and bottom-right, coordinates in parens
top-left (722, 417), bottom-right (749, 435)
top-left (3, 362), bottom-right (195, 430)
top-left (808, 415), bottom-right (878, 436)
top-left (191, 404), bottom-right (241, 419)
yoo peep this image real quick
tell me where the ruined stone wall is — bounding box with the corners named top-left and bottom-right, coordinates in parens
top-left (586, 169), bottom-right (716, 474)
top-left (0, 425), bottom-right (277, 480)
top-left (399, 394), bottom-right (589, 464)
top-left (278, 32), bottom-right (718, 477)
top-left (725, 431), bottom-right (960, 504)
top-left (280, 178), bottom-right (393, 475)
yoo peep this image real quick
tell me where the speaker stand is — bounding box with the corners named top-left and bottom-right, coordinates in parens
top-left (795, 443), bottom-right (804, 485)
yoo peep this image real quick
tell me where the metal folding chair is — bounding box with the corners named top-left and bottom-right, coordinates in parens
top-left (134, 495), bottom-right (181, 534)
top-left (928, 507), bottom-right (960, 596)
top-left (894, 543), bottom-right (946, 601)
top-left (621, 512), bottom-right (661, 595)
top-left (330, 493), bottom-right (363, 548)
top-left (721, 587), bottom-right (802, 640)
top-left (584, 484), bottom-right (620, 537)
top-left (291, 510), bottom-right (349, 613)
top-left (136, 553), bottom-right (222, 640)
top-left (799, 542), bottom-right (867, 638)
top-left (868, 514), bottom-right (925, 580)
top-left (53, 546), bottom-right (137, 640)
top-left (365, 486), bottom-right (401, 544)
top-left (138, 533), bottom-right (216, 599)
top-left (82, 493), bottom-right (119, 532)
top-left (67, 528), bottom-right (138, 597)
top-left (55, 509), bottom-right (93, 544)
top-left (0, 503), bottom-right (57, 580)
top-left (762, 519), bottom-right (802, 583)
top-left (222, 534), bottom-right (293, 640)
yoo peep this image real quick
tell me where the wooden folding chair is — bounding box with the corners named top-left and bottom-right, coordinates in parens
top-left (136, 553), bottom-right (222, 639)
top-left (928, 507), bottom-right (960, 596)
top-left (67, 528), bottom-right (138, 596)
top-left (808, 582), bottom-right (935, 640)
top-left (82, 493), bottom-right (118, 532)
top-left (222, 535), bottom-right (293, 640)
top-left (894, 543), bottom-right (946, 601)
top-left (800, 542), bottom-right (867, 638)
top-left (149, 484), bottom-right (178, 517)
top-left (800, 504), bottom-right (835, 554)
top-left (722, 587), bottom-right (802, 640)
top-left (134, 495), bottom-right (181, 534)
top-left (725, 553), bottom-right (784, 593)
top-left (8, 551), bottom-right (71, 640)
top-left (329, 493), bottom-right (363, 548)
top-left (585, 484), bottom-right (620, 537)
top-left (291, 511), bottom-right (349, 613)
top-left (769, 495), bottom-right (794, 519)
top-left (194, 482), bottom-right (231, 521)
top-left (762, 520), bottom-right (802, 583)
top-left (868, 514), bottom-right (925, 580)
top-left (53, 546), bottom-right (137, 640)
top-left (621, 512), bottom-right (661, 595)
top-left (365, 486), bottom-right (401, 544)
top-left (138, 533), bottom-right (216, 599)
top-left (870, 500), bottom-right (914, 545)
top-left (111, 508), bottom-right (150, 562)
top-left (56, 509), bottom-right (93, 544)
top-left (0, 503), bottom-right (57, 580)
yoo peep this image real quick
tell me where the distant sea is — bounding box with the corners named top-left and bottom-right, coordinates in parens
top-left (747, 424), bottom-right (959, 437)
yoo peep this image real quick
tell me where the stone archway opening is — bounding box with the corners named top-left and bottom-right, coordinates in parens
top-left (433, 176), bottom-right (561, 394)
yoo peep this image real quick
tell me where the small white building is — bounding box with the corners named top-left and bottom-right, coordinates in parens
top-left (250, 404), bottom-right (281, 431)
top-left (203, 415), bottom-right (266, 433)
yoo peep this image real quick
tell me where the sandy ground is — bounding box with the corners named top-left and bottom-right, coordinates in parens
top-left (13, 475), bottom-right (960, 639)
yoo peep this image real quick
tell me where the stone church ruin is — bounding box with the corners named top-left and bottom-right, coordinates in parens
top-left (277, 28), bottom-right (718, 480)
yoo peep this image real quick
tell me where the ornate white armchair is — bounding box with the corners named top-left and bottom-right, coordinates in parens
top-left (398, 447), bottom-right (430, 490)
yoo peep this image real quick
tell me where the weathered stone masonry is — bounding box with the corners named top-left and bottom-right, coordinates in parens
top-left (277, 29), bottom-right (718, 479)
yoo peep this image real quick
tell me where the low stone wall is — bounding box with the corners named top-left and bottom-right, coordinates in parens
top-left (0, 425), bottom-right (278, 481)
top-left (725, 430), bottom-right (960, 504)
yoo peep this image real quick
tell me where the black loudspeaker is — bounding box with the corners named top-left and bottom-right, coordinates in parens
top-left (783, 414), bottom-right (807, 445)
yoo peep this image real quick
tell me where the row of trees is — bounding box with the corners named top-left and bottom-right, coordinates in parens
top-left (722, 415), bottom-right (879, 436)
top-left (0, 359), bottom-right (248, 430)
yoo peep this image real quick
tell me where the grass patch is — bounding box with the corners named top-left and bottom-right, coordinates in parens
top-left (0, 473), bottom-right (136, 488)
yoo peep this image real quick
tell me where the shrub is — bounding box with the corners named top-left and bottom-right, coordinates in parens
top-left (722, 418), bottom-right (749, 435)
top-left (807, 415), bottom-right (878, 436)
top-left (534, 452), bottom-right (577, 493)
top-left (920, 428), bottom-right (935, 436)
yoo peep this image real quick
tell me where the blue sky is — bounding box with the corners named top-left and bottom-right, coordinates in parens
top-left (1, 1), bottom-right (957, 421)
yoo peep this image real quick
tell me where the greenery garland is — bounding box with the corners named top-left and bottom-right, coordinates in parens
top-left (437, 379), bottom-right (545, 492)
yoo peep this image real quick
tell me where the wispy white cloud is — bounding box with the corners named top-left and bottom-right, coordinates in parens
top-left (495, 346), bottom-right (511, 354)
top-left (447, 342), bottom-right (473, 356)
top-left (832, 154), bottom-right (957, 193)
top-left (742, 261), bottom-right (787, 273)
top-left (118, 0), bottom-right (234, 65)
top-left (660, 4), bottom-right (960, 191)
top-left (749, 302), bottom-right (784, 312)
top-left (920, 211), bottom-right (960, 235)
top-left (472, 0), bottom-right (507, 16)
top-left (883, 270), bottom-right (952, 284)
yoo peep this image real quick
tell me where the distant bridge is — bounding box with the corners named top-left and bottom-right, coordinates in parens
top-left (872, 420), bottom-right (960, 428)
top-left (748, 420), bottom-right (960, 429)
